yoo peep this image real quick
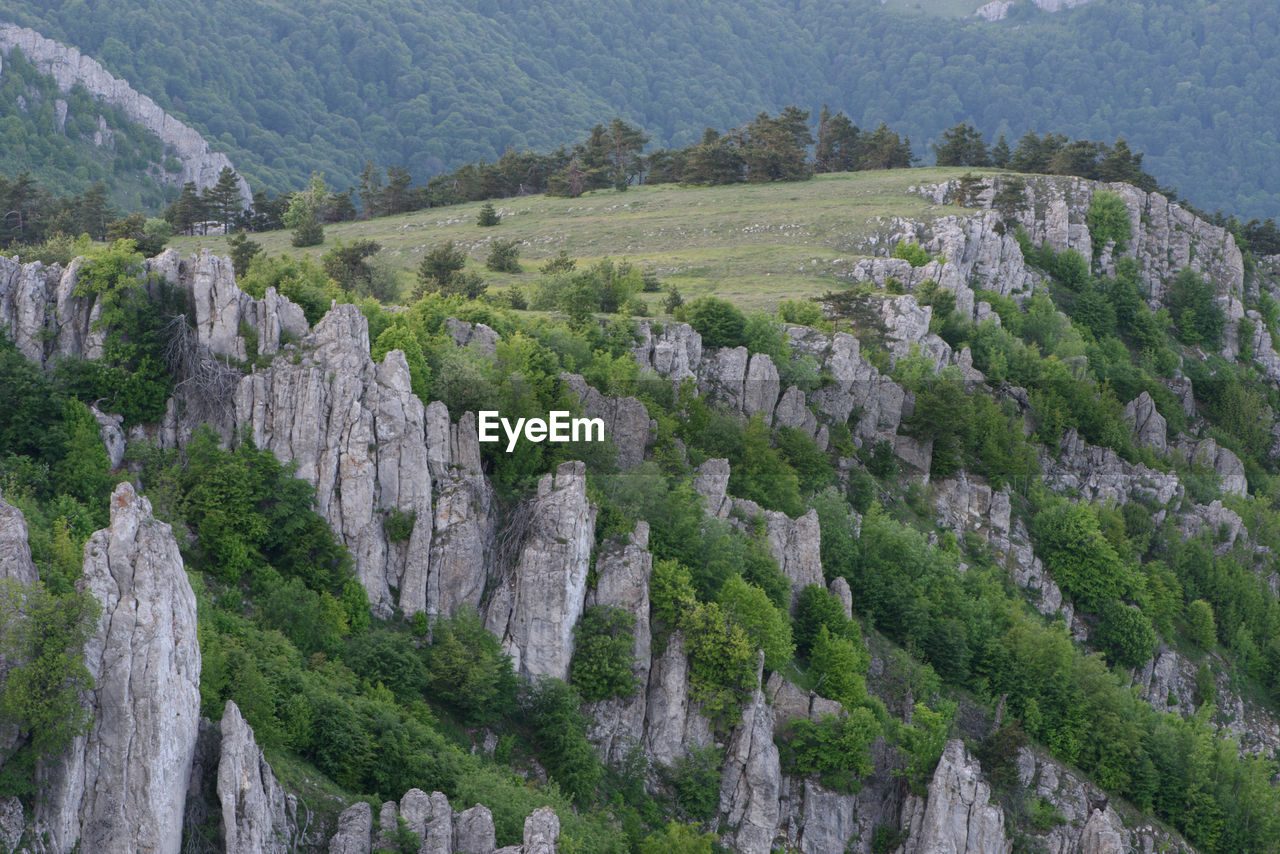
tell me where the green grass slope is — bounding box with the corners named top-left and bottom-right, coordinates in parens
top-left (169, 168), bottom-right (984, 310)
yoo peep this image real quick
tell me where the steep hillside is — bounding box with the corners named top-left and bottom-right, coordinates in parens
top-left (5, 171), bottom-right (1280, 853)
top-left (0, 0), bottom-right (1277, 216)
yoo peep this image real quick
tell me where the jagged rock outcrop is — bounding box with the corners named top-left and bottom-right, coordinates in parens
top-left (734, 500), bottom-right (824, 605)
top-left (89, 405), bottom-right (127, 470)
top-left (149, 249), bottom-right (309, 362)
top-left (0, 491), bottom-right (38, 586)
top-left (896, 740), bottom-right (1009, 854)
top-left (693, 458), bottom-right (733, 519)
top-left (1176, 437), bottom-right (1248, 497)
top-left (1045, 429), bottom-right (1182, 506)
top-left (0, 797), bottom-right (22, 854)
top-left (1015, 748), bottom-right (1194, 853)
top-left (633, 320), bottom-right (702, 381)
top-left (642, 633), bottom-right (712, 767)
top-left (786, 327), bottom-right (909, 448)
top-left (425, 406), bottom-right (495, 618)
top-left (719, 664), bottom-right (782, 854)
top-left (233, 305), bottom-right (435, 616)
top-left (329, 802), bottom-right (373, 854)
top-left (584, 523), bottom-right (654, 764)
top-left (445, 318), bottom-right (499, 356)
top-left (0, 24), bottom-right (250, 199)
top-left (485, 461), bottom-right (596, 680)
top-left (561, 373), bottom-right (652, 470)
top-left (34, 483), bottom-right (200, 854)
top-left (1123, 391), bottom-right (1168, 453)
top-left (879, 295), bottom-right (950, 370)
top-left (522, 808), bottom-right (559, 854)
top-left (217, 701), bottom-right (295, 854)
top-left (454, 804), bottom-right (497, 854)
top-left (0, 255), bottom-right (61, 366)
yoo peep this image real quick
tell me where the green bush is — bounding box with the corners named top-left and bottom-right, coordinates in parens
top-left (524, 677), bottom-right (602, 805)
top-left (680, 296), bottom-right (746, 348)
top-left (809, 625), bottom-right (870, 710)
top-left (891, 239), bottom-right (931, 268)
top-left (486, 239), bottom-right (521, 273)
top-left (424, 606), bottom-right (517, 724)
top-left (1086, 190), bottom-right (1132, 254)
top-left (793, 584), bottom-right (854, 658)
top-left (1185, 599), bottom-right (1218, 650)
top-left (570, 605), bottom-right (639, 702)
top-left (778, 709), bottom-right (880, 792)
top-left (716, 574), bottom-right (794, 671)
top-left (668, 746), bottom-right (723, 820)
top-left (1093, 600), bottom-right (1157, 668)
top-left (477, 202), bottom-right (500, 226)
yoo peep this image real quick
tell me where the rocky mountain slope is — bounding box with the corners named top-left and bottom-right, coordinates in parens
top-left (4, 170), bottom-right (1280, 852)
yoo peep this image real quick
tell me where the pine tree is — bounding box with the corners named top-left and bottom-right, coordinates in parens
top-left (208, 167), bottom-right (244, 232)
top-left (990, 134), bottom-right (1011, 169)
top-left (933, 123), bottom-right (991, 167)
top-left (814, 105), bottom-right (861, 173)
top-left (604, 117), bottom-right (648, 191)
top-left (477, 202), bottom-right (500, 226)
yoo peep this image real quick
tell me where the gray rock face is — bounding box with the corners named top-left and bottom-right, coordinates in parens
top-left (523, 806), bottom-right (560, 854)
top-left (1123, 391), bottom-right (1168, 453)
top-left (786, 328), bottom-right (908, 447)
top-left (1014, 748), bottom-right (1193, 854)
top-left (773, 385), bottom-right (821, 442)
top-left (633, 321), bottom-right (702, 380)
top-left (643, 633), bottom-right (712, 767)
top-left (89, 405), bottom-right (127, 470)
top-left (426, 409), bottom-right (494, 618)
top-left (720, 676), bottom-right (782, 854)
top-left (829, 578), bottom-right (854, 621)
top-left (745, 503), bottom-right (824, 606)
top-left (485, 461), bottom-right (596, 680)
top-left (454, 804), bottom-right (496, 854)
top-left (1178, 437), bottom-right (1248, 497)
top-left (584, 524), bottom-right (654, 764)
top-left (0, 24), bottom-right (250, 199)
top-left (897, 740), bottom-right (1009, 854)
top-left (217, 701), bottom-right (294, 854)
top-left (0, 796), bottom-right (22, 854)
top-left (423, 791), bottom-right (454, 854)
top-left (329, 802), bottom-right (372, 854)
top-left (693, 458), bottom-right (733, 519)
top-left (1045, 429), bottom-right (1182, 506)
top-left (35, 483), bottom-right (200, 854)
top-left (0, 491), bottom-right (38, 585)
top-left (0, 255), bottom-right (61, 366)
top-left (445, 318), bottom-right (499, 356)
top-left (233, 305), bottom-right (435, 616)
top-left (561, 373), bottom-right (652, 470)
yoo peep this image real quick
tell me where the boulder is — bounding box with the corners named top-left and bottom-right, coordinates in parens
top-left (454, 804), bottom-right (496, 854)
top-left (328, 802), bottom-right (372, 854)
top-left (1122, 391), bottom-right (1167, 453)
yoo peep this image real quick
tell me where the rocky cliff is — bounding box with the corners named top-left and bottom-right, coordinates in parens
top-left (0, 23), bottom-right (251, 199)
top-left (32, 483), bottom-right (201, 854)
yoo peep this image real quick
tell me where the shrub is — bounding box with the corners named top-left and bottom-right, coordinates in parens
top-left (891, 239), bottom-right (931, 268)
top-left (486, 239), bottom-right (521, 273)
top-left (716, 575), bottom-right (794, 672)
top-left (1086, 190), bottom-right (1132, 254)
top-left (668, 746), bottom-right (723, 820)
top-left (1093, 600), bottom-right (1157, 668)
top-left (570, 605), bottom-right (639, 702)
top-left (539, 250), bottom-right (576, 275)
top-left (793, 585), bottom-right (853, 658)
top-left (809, 625), bottom-right (869, 710)
top-left (778, 709), bottom-right (880, 792)
top-left (477, 202), bottom-right (500, 226)
top-left (681, 296), bottom-right (746, 348)
top-left (1185, 599), bottom-right (1218, 650)
top-left (524, 677), bottom-right (602, 804)
top-left (424, 606), bottom-right (517, 724)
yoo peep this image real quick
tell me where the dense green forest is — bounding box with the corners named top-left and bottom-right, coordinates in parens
top-left (0, 47), bottom-right (172, 210)
top-left (1, 0), bottom-right (1278, 217)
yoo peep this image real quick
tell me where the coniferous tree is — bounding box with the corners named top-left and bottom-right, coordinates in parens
top-left (814, 106), bottom-right (861, 173)
top-left (604, 118), bottom-right (648, 191)
top-left (990, 134), bottom-right (1011, 169)
top-left (933, 123), bottom-right (991, 167)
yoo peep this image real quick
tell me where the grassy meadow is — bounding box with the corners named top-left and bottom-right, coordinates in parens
top-left (168, 167), bottom-right (988, 312)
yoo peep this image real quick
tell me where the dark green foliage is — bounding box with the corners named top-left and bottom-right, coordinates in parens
top-left (345, 628), bottom-right (431, 703)
top-left (680, 296), bottom-right (746, 348)
top-left (0, 579), bottom-right (99, 795)
top-left (933, 122), bottom-right (990, 167)
top-left (227, 231), bottom-right (263, 277)
top-left (424, 607), bottom-right (517, 725)
top-left (793, 584), bottom-right (854, 658)
top-left (539, 251), bottom-right (576, 275)
top-left (1086, 190), bottom-right (1132, 254)
top-left (778, 709), bottom-right (880, 793)
top-left (1167, 268), bottom-right (1226, 348)
top-left (1093, 600), bottom-right (1157, 668)
top-left (891, 240), bottom-right (930, 267)
top-left (476, 202), bottom-right (500, 226)
top-left (485, 239), bottom-right (521, 273)
top-left (523, 678), bottom-right (602, 805)
top-left (139, 426), bottom-right (353, 594)
top-left (1033, 501), bottom-right (1139, 611)
top-left (383, 508), bottom-right (416, 543)
top-left (322, 239), bottom-right (385, 298)
top-left (1185, 599), bottom-right (1217, 650)
top-left (668, 746), bottom-right (723, 821)
top-left (570, 606), bottom-right (639, 702)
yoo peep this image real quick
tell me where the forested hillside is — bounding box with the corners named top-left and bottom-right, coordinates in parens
top-left (0, 0), bottom-right (1277, 217)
